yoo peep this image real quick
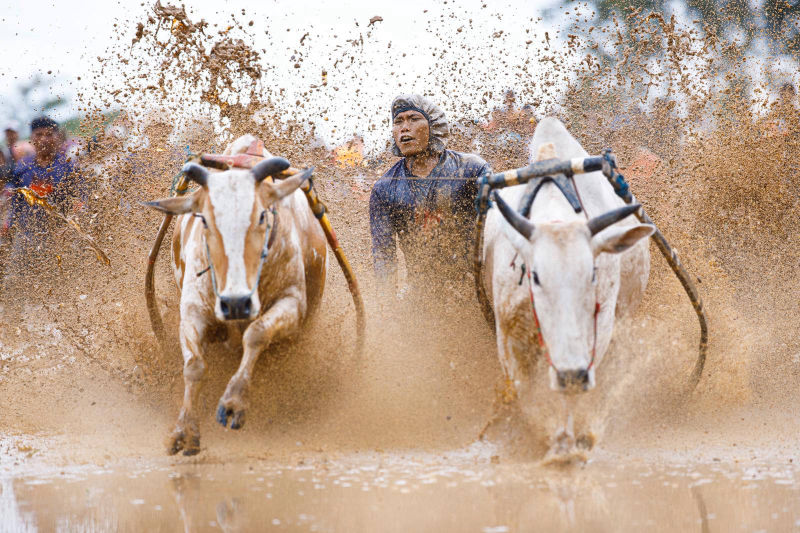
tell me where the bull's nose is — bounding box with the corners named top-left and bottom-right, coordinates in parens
top-left (556, 369), bottom-right (589, 391)
top-left (219, 296), bottom-right (252, 320)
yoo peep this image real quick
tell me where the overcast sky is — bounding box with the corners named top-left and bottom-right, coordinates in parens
top-left (5, 0), bottom-right (785, 150)
top-left (0, 0), bottom-right (576, 146)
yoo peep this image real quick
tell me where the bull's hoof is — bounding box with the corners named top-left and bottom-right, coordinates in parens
top-left (216, 403), bottom-right (246, 430)
top-left (168, 429), bottom-right (201, 456)
top-left (576, 433), bottom-right (595, 451)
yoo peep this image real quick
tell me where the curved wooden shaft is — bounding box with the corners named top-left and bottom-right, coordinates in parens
top-left (473, 210), bottom-right (495, 330)
top-left (145, 175), bottom-right (189, 357)
top-left (633, 202), bottom-right (708, 390)
top-left (294, 171), bottom-right (366, 355)
top-left (145, 213), bottom-right (173, 356)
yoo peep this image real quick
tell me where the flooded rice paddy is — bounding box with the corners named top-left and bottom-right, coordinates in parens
top-left (3, 448), bottom-right (800, 532)
top-left (5, 1), bottom-right (800, 531)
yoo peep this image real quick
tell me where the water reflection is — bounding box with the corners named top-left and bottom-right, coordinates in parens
top-left (692, 487), bottom-right (710, 533)
top-left (1, 478), bottom-right (36, 532)
top-left (1, 458), bottom-right (799, 532)
top-left (172, 473), bottom-right (247, 533)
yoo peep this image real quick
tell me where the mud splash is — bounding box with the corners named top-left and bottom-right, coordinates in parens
top-left (3, 1), bottom-right (800, 530)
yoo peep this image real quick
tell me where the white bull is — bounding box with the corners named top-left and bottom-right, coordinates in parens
top-left (481, 118), bottom-right (654, 440)
top-left (146, 136), bottom-right (327, 455)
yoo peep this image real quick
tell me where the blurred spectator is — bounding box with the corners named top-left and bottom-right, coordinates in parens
top-left (0, 150), bottom-right (11, 187)
top-left (761, 82), bottom-right (798, 138)
top-left (486, 89), bottom-right (519, 133)
top-left (4, 116), bottom-right (85, 241)
top-left (59, 127), bottom-right (85, 163)
top-left (3, 121), bottom-right (34, 164)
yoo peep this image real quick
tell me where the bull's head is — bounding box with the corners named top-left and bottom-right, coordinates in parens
top-left (493, 191), bottom-right (654, 393)
top-left (145, 158), bottom-right (312, 321)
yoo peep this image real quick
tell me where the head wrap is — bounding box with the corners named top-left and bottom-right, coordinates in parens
top-left (390, 94), bottom-right (449, 156)
top-left (30, 116), bottom-right (59, 132)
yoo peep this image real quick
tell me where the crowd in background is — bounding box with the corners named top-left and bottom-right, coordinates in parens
top-left (0, 81), bottom-right (796, 279)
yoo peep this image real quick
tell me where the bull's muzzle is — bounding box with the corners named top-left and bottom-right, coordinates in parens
top-left (219, 295), bottom-right (254, 321)
top-left (556, 369), bottom-right (590, 392)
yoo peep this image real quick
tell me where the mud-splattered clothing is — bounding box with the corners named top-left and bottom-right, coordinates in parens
top-left (369, 149), bottom-right (490, 283)
top-left (5, 153), bottom-right (83, 233)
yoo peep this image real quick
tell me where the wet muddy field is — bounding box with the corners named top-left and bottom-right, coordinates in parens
top-left (5, 1), bottom-right (800, 531)
top-left (3, 450), bottom-right (800, 532)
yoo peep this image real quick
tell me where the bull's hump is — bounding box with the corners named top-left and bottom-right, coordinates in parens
top-left (530, 117), bottom-right (588, 164)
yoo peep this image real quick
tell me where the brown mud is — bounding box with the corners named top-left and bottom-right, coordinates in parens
top-left (3, 2), bottom-right (800, 531)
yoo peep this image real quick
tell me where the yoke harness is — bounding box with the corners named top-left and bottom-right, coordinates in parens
top-left (196, 207), bottom-right (279, 302)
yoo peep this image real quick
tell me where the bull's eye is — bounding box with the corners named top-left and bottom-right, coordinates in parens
top-left (259, 210), bottom-right (268, 225)
top-left (192, 213), bottom-right (208, 229)
top-left (532, 271), bottom-right (540, 286)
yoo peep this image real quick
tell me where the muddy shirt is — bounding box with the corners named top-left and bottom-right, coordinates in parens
top-left (5, 153), bottom-right (83, 235)
top-left (369, 149), bottom-right (490, 283)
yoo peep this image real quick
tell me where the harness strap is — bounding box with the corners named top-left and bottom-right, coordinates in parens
top-left (521, 172), bottom-right (600, 374)
top-left (202, 207), bottom-right (277, 302)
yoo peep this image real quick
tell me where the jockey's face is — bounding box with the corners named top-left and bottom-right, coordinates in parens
top-left (393, 110), bottom-right (430, 157)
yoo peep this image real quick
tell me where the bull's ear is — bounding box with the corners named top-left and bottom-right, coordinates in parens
top-left (142, 193), bottom-right (199, 215)
top-left (268, 167), bottom-right (313, 201)
top-left (591, 224), bottom-right (654, 256)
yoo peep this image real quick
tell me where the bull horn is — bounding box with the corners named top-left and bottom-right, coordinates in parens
top-left (493, 190), bottom-right (535, 240)
top-left (252, 156), bottom-right (291, 182)
top-left (587, 204), bottom-right (641, 236)
top-left (181, 162), bottom-right (210, 187)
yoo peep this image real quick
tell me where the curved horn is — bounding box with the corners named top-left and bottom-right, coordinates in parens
top-left (252, 156), bottom-right (291, 182)
top-left (181, 162), bottom-right (210, 187)
top-left (492, 190), bottom-right (535, 240)
top-left (587, 203), bottom-right (641, 236)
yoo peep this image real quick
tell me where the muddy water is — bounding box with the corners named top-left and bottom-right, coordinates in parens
top-left (4, 3), bottom-right (800, 531)
top-left (3, 451), bottom-right (800, 532)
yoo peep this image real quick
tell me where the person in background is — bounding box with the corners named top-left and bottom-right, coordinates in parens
top-left (762, 82), bottom-right (798, 138)
top-left (3, 116), bottom-right (85, 245)
top-left (369, 94), bottom-right (490, 298)
top-left (0, 150), bottom-right (11, 187)
top-left (3, 121), bottom-right (34, 165)
top-left (0, 150), bottom-right (11, 240)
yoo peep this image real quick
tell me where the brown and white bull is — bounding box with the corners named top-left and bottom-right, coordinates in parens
top-left (481, 118), bottom-right (655, 450)
top-left (145, 137), bottom-right (327, 455)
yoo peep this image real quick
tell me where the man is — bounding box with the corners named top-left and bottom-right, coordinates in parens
top-left (369, 94), bottom-right (490, 296)
top-left (3, 121), bottom-right (34, 165)
top-left (762, 83), bottom-right (798, 137)
top-left (3, 117), bottom-right (84, 257)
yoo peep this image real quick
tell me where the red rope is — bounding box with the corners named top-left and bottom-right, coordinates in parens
top-left (524, 174), bottom-right (600, 374)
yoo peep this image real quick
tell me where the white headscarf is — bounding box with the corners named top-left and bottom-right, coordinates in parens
top-left (390, 94), bottom-right (450, 156)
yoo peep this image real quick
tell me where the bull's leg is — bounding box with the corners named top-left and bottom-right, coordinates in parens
top-left (169, 318), bottom-right (209, 456)
top-left (217, 294), bottom-right (303, 429)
